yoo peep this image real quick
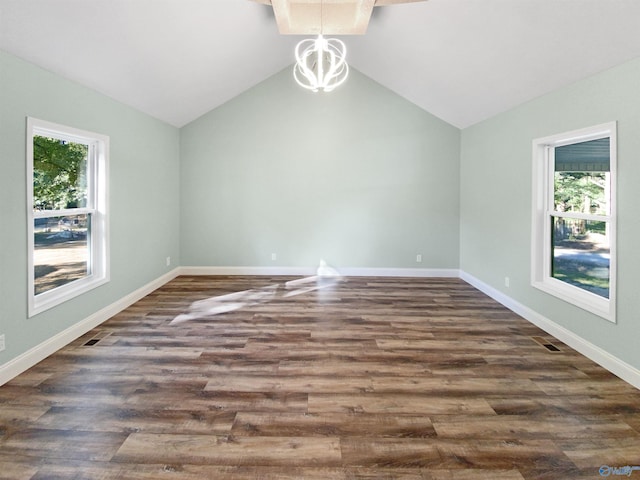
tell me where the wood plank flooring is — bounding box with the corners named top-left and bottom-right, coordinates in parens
top-left (1, 275), bottom-right (640, 479)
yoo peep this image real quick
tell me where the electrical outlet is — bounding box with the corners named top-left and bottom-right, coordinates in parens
top-left (416, 254), bottom-right (422, 263)
top-left (505, 276), bottom-right (510, 287)
top-left (271, 253), bottom-right (277, 261)
top-left (0, 334), bottom-right (5, 352)
top-left (166, 256), bottom-right (171, 267)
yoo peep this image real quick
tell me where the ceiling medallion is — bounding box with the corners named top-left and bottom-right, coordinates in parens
top-left (294, 34), bottom-right (349, 92)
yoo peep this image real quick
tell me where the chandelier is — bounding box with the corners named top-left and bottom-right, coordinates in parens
top-left (253, 0), bottom-right (427, 92)
top-left (294, 34), bottom-right (349, 92)
top-left (292, 0), bottom-right (348, 93)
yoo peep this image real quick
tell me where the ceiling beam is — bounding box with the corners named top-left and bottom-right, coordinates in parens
top-left (255, 0), bottom-right (427, 35)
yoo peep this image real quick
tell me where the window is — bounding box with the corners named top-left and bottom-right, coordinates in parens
top-left (27, 118), bottom-right (109, 317)
top-left (532, 122), bottom-right (616, 322)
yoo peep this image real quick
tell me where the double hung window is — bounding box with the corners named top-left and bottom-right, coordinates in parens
top-left (532, 122), bottom-right (616, 322)
top-left (27, 118), bottom-right (109, 317)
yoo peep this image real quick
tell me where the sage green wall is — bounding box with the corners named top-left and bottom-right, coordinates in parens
top-left (460, 57), bottom-right (640, 370)
top-left (0, 51), bottom-right (180, 365)
top-left (180, 67), bottom-right (461, 270)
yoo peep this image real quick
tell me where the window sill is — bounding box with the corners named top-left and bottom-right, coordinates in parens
top-left (29, 274), bottom-right (109, 318)
top-left (532, 278), bottom-right (615, 323)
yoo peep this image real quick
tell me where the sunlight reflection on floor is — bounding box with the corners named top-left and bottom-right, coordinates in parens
top-left (170, 260), bottom-right (342, 325)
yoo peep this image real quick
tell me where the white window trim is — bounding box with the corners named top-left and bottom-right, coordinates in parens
top-left (26, 117), bottom-right (110, 317)
top-left (531, 122), bottom-right (616, 323)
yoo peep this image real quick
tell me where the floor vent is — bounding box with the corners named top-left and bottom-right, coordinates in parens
top-left (531, 336), bottom-right (561, 352)
top-left (83, 331), bottom-right (112, 346)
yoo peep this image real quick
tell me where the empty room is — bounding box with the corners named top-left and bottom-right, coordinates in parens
top-left (1, 0), bottom-right (640, 478)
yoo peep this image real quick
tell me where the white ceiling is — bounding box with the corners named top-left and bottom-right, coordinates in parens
top-left (2, 0), bottom-right (640, 129)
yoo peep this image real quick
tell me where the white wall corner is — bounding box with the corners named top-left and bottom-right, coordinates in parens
top-left (460, 271), bottom-right (640, 391)
top-left (0, 268), bottom-right (180, 386)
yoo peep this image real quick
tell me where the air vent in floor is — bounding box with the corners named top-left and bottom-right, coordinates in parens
top-left (531, 336), bottom-right (562, 352)
top-left (82, 331), bottom-right (112, 347)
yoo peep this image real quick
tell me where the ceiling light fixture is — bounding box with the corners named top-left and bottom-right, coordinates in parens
top-left (294, 34), bottom-right (349, 92)
top-left (256, 1), bottom-right (428, 92)
top-left (293, 1), bottom-right (349, 92)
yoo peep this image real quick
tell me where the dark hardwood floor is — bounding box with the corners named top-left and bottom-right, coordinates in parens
top-left (1, 275), bottom-right (639, 479)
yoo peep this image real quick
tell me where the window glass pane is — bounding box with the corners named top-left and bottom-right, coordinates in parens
top-left (33, 135), bottom-right (88, 211)
top-left (554, 138), bottom-right (610, 171)
top-left (554, 138), bottom-right (610, 215)
top-left (551, 217), bottom-right (610, 298)
top-left (554, 171), bottom-right (609, 215)
top-left (34, 214), bottom-right (90, 295)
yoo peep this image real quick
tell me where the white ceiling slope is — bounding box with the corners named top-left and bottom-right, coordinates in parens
top-left (2, 0), bottom-right (640, 129)
top-left (0, 0), bottom-right (299, 127)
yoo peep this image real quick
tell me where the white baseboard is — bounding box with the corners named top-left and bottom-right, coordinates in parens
top-left (340, 267), bottom-right (460, 278)
top-left (460, 271), bottom-right (640, 390)
top-left (0, 268), bottom-right (180, 386)
top-left (4, 266), bottom-right (637, 391)
top-left (1, 265), bottom-right (455, 386)
top-left (180, 266), bottom-right (460, 278)
top-left (180, 266), bottom-right (316, 276)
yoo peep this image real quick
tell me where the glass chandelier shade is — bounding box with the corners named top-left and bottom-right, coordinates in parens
top-left (294, 34), bottom-right (349, 93)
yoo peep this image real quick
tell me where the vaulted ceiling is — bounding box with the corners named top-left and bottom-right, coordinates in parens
top-left (2, 0), bottom-right (640, 129)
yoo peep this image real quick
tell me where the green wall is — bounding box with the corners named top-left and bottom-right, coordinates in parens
top-left (4, 43), bottom-right (637, 381)
top-left (0, 51), bottom-right (180, 365)
top-left (460, 56), bottom-right (640, 370)
top-left (180, 67), bottom-right (461, 270)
